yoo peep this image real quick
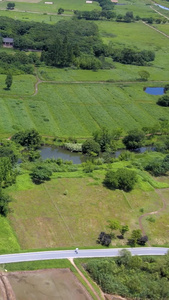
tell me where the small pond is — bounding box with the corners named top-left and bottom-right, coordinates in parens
top-left (156, 4), bottom-right (169, 11)
top-left (145, 87), bottom-right (164, 95)
top-left (39, 146), bottom-right (155, 164)
top-left (40, 146), bottom-right (85, 164)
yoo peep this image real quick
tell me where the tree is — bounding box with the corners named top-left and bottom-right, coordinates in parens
top-left (120, 225), bottom-right (129, 237)
top-left (138, 70), bottom-right (150, 81)
top-left (11, 129), bottom-right (42, 149)
top-left (123, 129), bottom-right (145, 150)
top-left (7, 2), bottom-right (15, 9)
top-left (82, 139), bottom-right (100, 156)
top-left (145, 154), bottom-right (169, 176)
top-left (31, 165), bottom-right (52, 184)
top-left (93, 127), bottom-right (111, 152)
top-left (0, 190), bottom-right (12, 217)
top-left (107, 219), bottom-right (120, 231)
top-left (58, 8), bottom-right (64, 14)
top-left (129, 229), bottom-right (142, 246)
top-left (0, 157), bottom-right (17, 187)
top-left (137, 235), bottom-right (148, 245)
top-left (97, 232), bottom-right (112, 246)
top-left (5, 73), bottom-right (13, 90)
top-left (157, 95), bottom-right (169, 107)
top-left (104, 168), bottom-right (137, 192)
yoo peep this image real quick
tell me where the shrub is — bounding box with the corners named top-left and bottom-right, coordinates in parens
top-left (123, 129), bottom-right (145, 150)
top-left (97, 232), bottom-right (112, 246)
top-left (82, 139), bottom-right (100, 155)
top-left (157, 95), bottom-right (169, 107)
top-left (64, 143), bottom-right (82, 152)
top-left (104, 168), bottom-right (137, 192)
top-left (31, 165), bottom-right (52, 183)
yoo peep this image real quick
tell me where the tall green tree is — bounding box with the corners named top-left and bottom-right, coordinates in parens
top-left (5, 73), bottom-right (13, 90)
top-left (0, 189), bottom-right (12, 216)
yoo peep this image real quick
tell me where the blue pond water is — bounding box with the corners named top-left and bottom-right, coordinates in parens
top-left (156, 4), bottom-right (169, 11)
top-left (145, 87), bottom-right (164, 95)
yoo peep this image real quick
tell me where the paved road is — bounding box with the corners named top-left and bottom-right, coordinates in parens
top-left (0, 248), bottom-right (168, 264)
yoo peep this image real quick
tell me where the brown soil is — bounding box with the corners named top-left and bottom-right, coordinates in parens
top-left (105, 295), bottom-right (128, 300)
top-left (6, 268), bottom-right (93, 300)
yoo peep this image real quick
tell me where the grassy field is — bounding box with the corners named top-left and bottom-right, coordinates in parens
top-left (0, 0), bottom-right (100, 14)
top-left (115, 0), bottom-right (157, 18)
top-left (0, 9), bottom-right (67, 23)
top-left (0, 216), bottom-right (20, 253)
top-left (5, 166), bottom-right (169, 250)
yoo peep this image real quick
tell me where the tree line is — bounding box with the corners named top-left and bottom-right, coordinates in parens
top-left (0, 17), bottom-right (155, 70)
top-left (86, 250), bottom-right (169, 299)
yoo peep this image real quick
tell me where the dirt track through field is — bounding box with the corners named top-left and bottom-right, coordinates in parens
top-left (69, 258), bottom-right (104, 300)
top-left (138, 188), bottom-right (168, 245)
top-left (142, 21), bottom-right (169, 39)
top-left (0, 273), bottom-right (16, 300)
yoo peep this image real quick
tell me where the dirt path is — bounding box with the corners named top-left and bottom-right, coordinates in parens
top-left (138, 188), bottom-right (168, 245)
top-left (142, 21), bottom-right (169, 39)
top-left (32, 71), bottom-right (169, 97)
top-left (69, 258), bottom-right (104, 300)
top-left (0, 273), bottom-right (16, 300)
top-left (150, 5), bottom-right (169, 20)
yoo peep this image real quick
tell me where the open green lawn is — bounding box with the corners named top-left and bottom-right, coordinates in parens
top-left (0, 0), bottom-right (100, 14)
top-left (5, 167), bottom-right (169, 250)
top-left (115, 0), bottom-right (157, 18)
top-left (0, 9), bottom-right (66, 23)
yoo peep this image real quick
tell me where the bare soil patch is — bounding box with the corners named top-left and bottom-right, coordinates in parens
top-left (6, 268), bottom-right (92, 300)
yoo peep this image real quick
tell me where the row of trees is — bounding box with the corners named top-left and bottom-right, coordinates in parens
top-left (0, 142), bottom-right (19, 216)
top-left (74, 9), bottom-right (116, 21)
top-left (112, 48), bottom-right (155, 66)
top-left (0, 51), bottom-right (40, 75)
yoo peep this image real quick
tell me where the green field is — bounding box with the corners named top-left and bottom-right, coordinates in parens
top-left (0, 9), bottom-right (67, 23)
top-left (4, 165), bottom-right (169, 250)
top-left (0, 0), bottom-right (100, 14)
top-left (0, 0), bottom-right (169, 257)
top-left (1, 81), bottom-right (169, 138)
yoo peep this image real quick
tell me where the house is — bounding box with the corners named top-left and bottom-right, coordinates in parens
top-left (111, 0), bottom-right (118, 3)
top-left (3, 37), bottom-right (14, 47)
top-left (86, 1), bottom-right (93, 3)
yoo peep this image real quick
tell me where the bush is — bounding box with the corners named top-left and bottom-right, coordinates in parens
top-left (104, 168), bottom-right (137, 192)
top-left (157, 95), bottom-right (169, 107)
top-left (31, 165), bottom-right (52, 183)
top-left (11, 129), bottom-right (42, 149)
top-left (82, 139), bottom-right (100, 155)
top-left (0, 191), bottom-right (12, 217)
top-left (145, 156), bottom-right (169, 176)
top-left (123, 129), bottom-right (145, 150)
top-left (97, 232), bottom-right (112, 246)
top-left (64, 143), bottom-right (82, 152)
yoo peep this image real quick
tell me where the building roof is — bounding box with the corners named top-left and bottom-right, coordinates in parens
top-left (3, 37), bottom-right (14, 43)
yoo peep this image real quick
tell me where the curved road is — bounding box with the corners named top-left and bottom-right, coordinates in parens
top-left (0, 248), bottom-right (168, 264)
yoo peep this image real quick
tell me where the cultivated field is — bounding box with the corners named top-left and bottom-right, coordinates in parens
top-left (0, 81), bottom-right (169, 138)
top-left (7, 82), bottom-right (169, 137)
top-left (0, 269), bottom-right (92, 300)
